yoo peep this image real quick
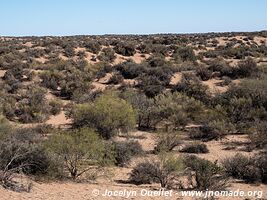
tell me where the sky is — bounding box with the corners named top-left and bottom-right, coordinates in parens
top-left (0, 0), bottom-right (266, 36)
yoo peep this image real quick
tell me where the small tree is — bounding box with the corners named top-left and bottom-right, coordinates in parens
top-left (184, 155), bottom-right (228, 190)
top-left (46, 128), bottom-right (106, 179)
top-left (72, 92), bottom-right (136, 139)
top-left (129, 154), bottom-right (184, 188)
top-left (154, 132), bottom-right (181, 153)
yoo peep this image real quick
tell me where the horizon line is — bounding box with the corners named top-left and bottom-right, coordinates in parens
top-left (1, 30), bottom-right (267, 38)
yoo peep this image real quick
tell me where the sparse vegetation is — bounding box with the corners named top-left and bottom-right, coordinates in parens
top-left (0, 32), bottom-right (267, 196)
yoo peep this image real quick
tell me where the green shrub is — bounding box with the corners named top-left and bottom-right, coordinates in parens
top-left (49, 100), bottom-right (62, 115)
top-left (72, 92), bottom-right (136, 139)
top-left (116, 62), bottom-right (146, 79)
top-left (173, 73), bottom-right (210, 104)
top-left (114, 140), bottom-right (143, 166)
top-left (109, 73), bottom-right (124, 84)
top-left (97, 47), bottom-right (116, 63)
top-left (180, 143), bottom-right (209, 154)
top-left (129, 155), bottom-right (184, 188)
top-left (249, 121), bottom-right (267, 149)
top-left (222, 154), bottom-right (263, 183)
top-left (154, 132), bottom-right (181, 153)
top-left (184, 155), bottom-right (228, 190)
top-left (173, 47), bottom-right (196, 62)
top-left (114, 42), bottom-right (136, 56)
top-left (45, 128), bottom-right (106, 179)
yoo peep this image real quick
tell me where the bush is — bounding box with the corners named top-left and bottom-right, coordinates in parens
top-left (222, 154), bottom-right (263, 183)
top-left (154, 132), bottom-right (181, 153)
top-left (84, 40), bottom-right (101, 54)
top-left (0, 137), bottom-right (50, 176)
top-left (154, 92), bottom-right (205, 129)
top-left (114, 140), bottom-right (143, 166)
top-left (189, 123), bottom-right (223, 141)
top-left (180, 143), bottom-right (209, 154)
top-left (45, 128), bottom-right (106, 179)
top-left (173, 73), bottom-right (210, 104)
top-left (254, 151), bottom-right (267, 183)
top-left (97, 47), bottom-right (116, 63)
top-left (0, 130), bottom-right (52, 190)
top-left (116, 62), bottom-right (146, 79)
top-left (119, 89), bottom-right (157, 129)
top-left (129, 155), bottom-right (184, 188)
top-left (49, 100), bottom-right (62, 115)
top-left (109, 73), bottom-right (124, 84)
top-left (234, 58), bottom-right (258, 78)
top-left (249, 121), bottom-right (267, 149)
top-left (208, 59), bottom-right (233, 77)
top-left (129, 162), bottom-right (155, 185)
top-left (184, 155), bottom-right (228, 190)
top-left (196, 66), bottom-right (212, 81)
top-left (114, 42), bottom-right (136, 56)
top-left (173, 47), bottom-right (196, 62)
top-left (72, 92), bottom-right (136, 139)
top-left (147, 56), bottom-right (167, 68)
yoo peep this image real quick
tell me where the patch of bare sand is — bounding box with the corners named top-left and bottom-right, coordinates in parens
top-left (0, 69), bottom-right (7, 78)
top-left (98, 73), bottom-right (113, 84)
top-left (91, 82), bottom-right (107, 91)
top-left (123, 79), bottom-right (138, 86)
top-left (202, 78), bottom-right (228, 94)
top-left (23, 41), bottom-right (33, 47)
top-left (35, 57), bottom-right (48, 64)
top-left (113, 54), bottom-right (127, 65)
top-left (129, 53), bottom-right (149, 64)
top-left (59, 53), bottom-right (69, 61)
top-left (170, 72), bottom-right (182, 85)
top-left (46, 111), bottom-right (71, 128)
top-left (215, 37), bottom-right (227, 46)
top-left (0, 177), bottom-right (265, 200)
top-left (254, 36), bottom-right (267, 46)
top-left (186, 134), bottom-right (254, 162)
top-left (83, 51), bottom-right (99, 64)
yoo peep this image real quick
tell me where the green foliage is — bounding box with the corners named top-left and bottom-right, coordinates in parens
top-left (3, 86), bottom-right (51, 123)
top-left (45, 128), bottom-right (106, 179)
top-left (119, 89), bottom-right (157, 129)
top-left (72, 92), bottom-right (136, 139)
top-left (98, 47), bottom-right (116, 63)
top-left (173, 47), bottom-right (196, 62)
top-left (184, 155), bottom-right (228, 190)
top-left (249, 121), bottom-right (267, 149)
top-left (129, 155), bottom-right (184, 188)
top-left (113, 140), bottom-right (143, 166)
top-left (189, 122), bottom-right (225, 141)
top-left (154, 132), bottom-right (181, 153)
top-left (49, 99), bottom-right (62, 115)
top-left (154, 91), bottom-right (205, 129)
top-left (0, 116), bottom-right (11, 140)
top-left (114, 42), bottom-right (136, 56)
top-left (0, 129), bottom-right (51, 177)
top-left (173, 73), bottom-right (210, 104)
top-left (222, 153), bottom-right (266, 183)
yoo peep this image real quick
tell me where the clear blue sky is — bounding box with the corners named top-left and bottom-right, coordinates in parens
top-left (0, 0), bottom-right (266, 36)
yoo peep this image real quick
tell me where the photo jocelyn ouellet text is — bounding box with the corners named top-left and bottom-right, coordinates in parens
top-left (91, 188), bottom-right (263, 198)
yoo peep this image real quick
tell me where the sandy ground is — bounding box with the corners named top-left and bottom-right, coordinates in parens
top-left (46, 111), bottom-right (71, 128)
top-left (1, 127), bottom-right (266, 200)
top-left (202, 78), bottom-right (228, 94)
top-left (170, 72), bottom-right (182, 85)
top-left (0, 69), bottom-right (7, 78)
